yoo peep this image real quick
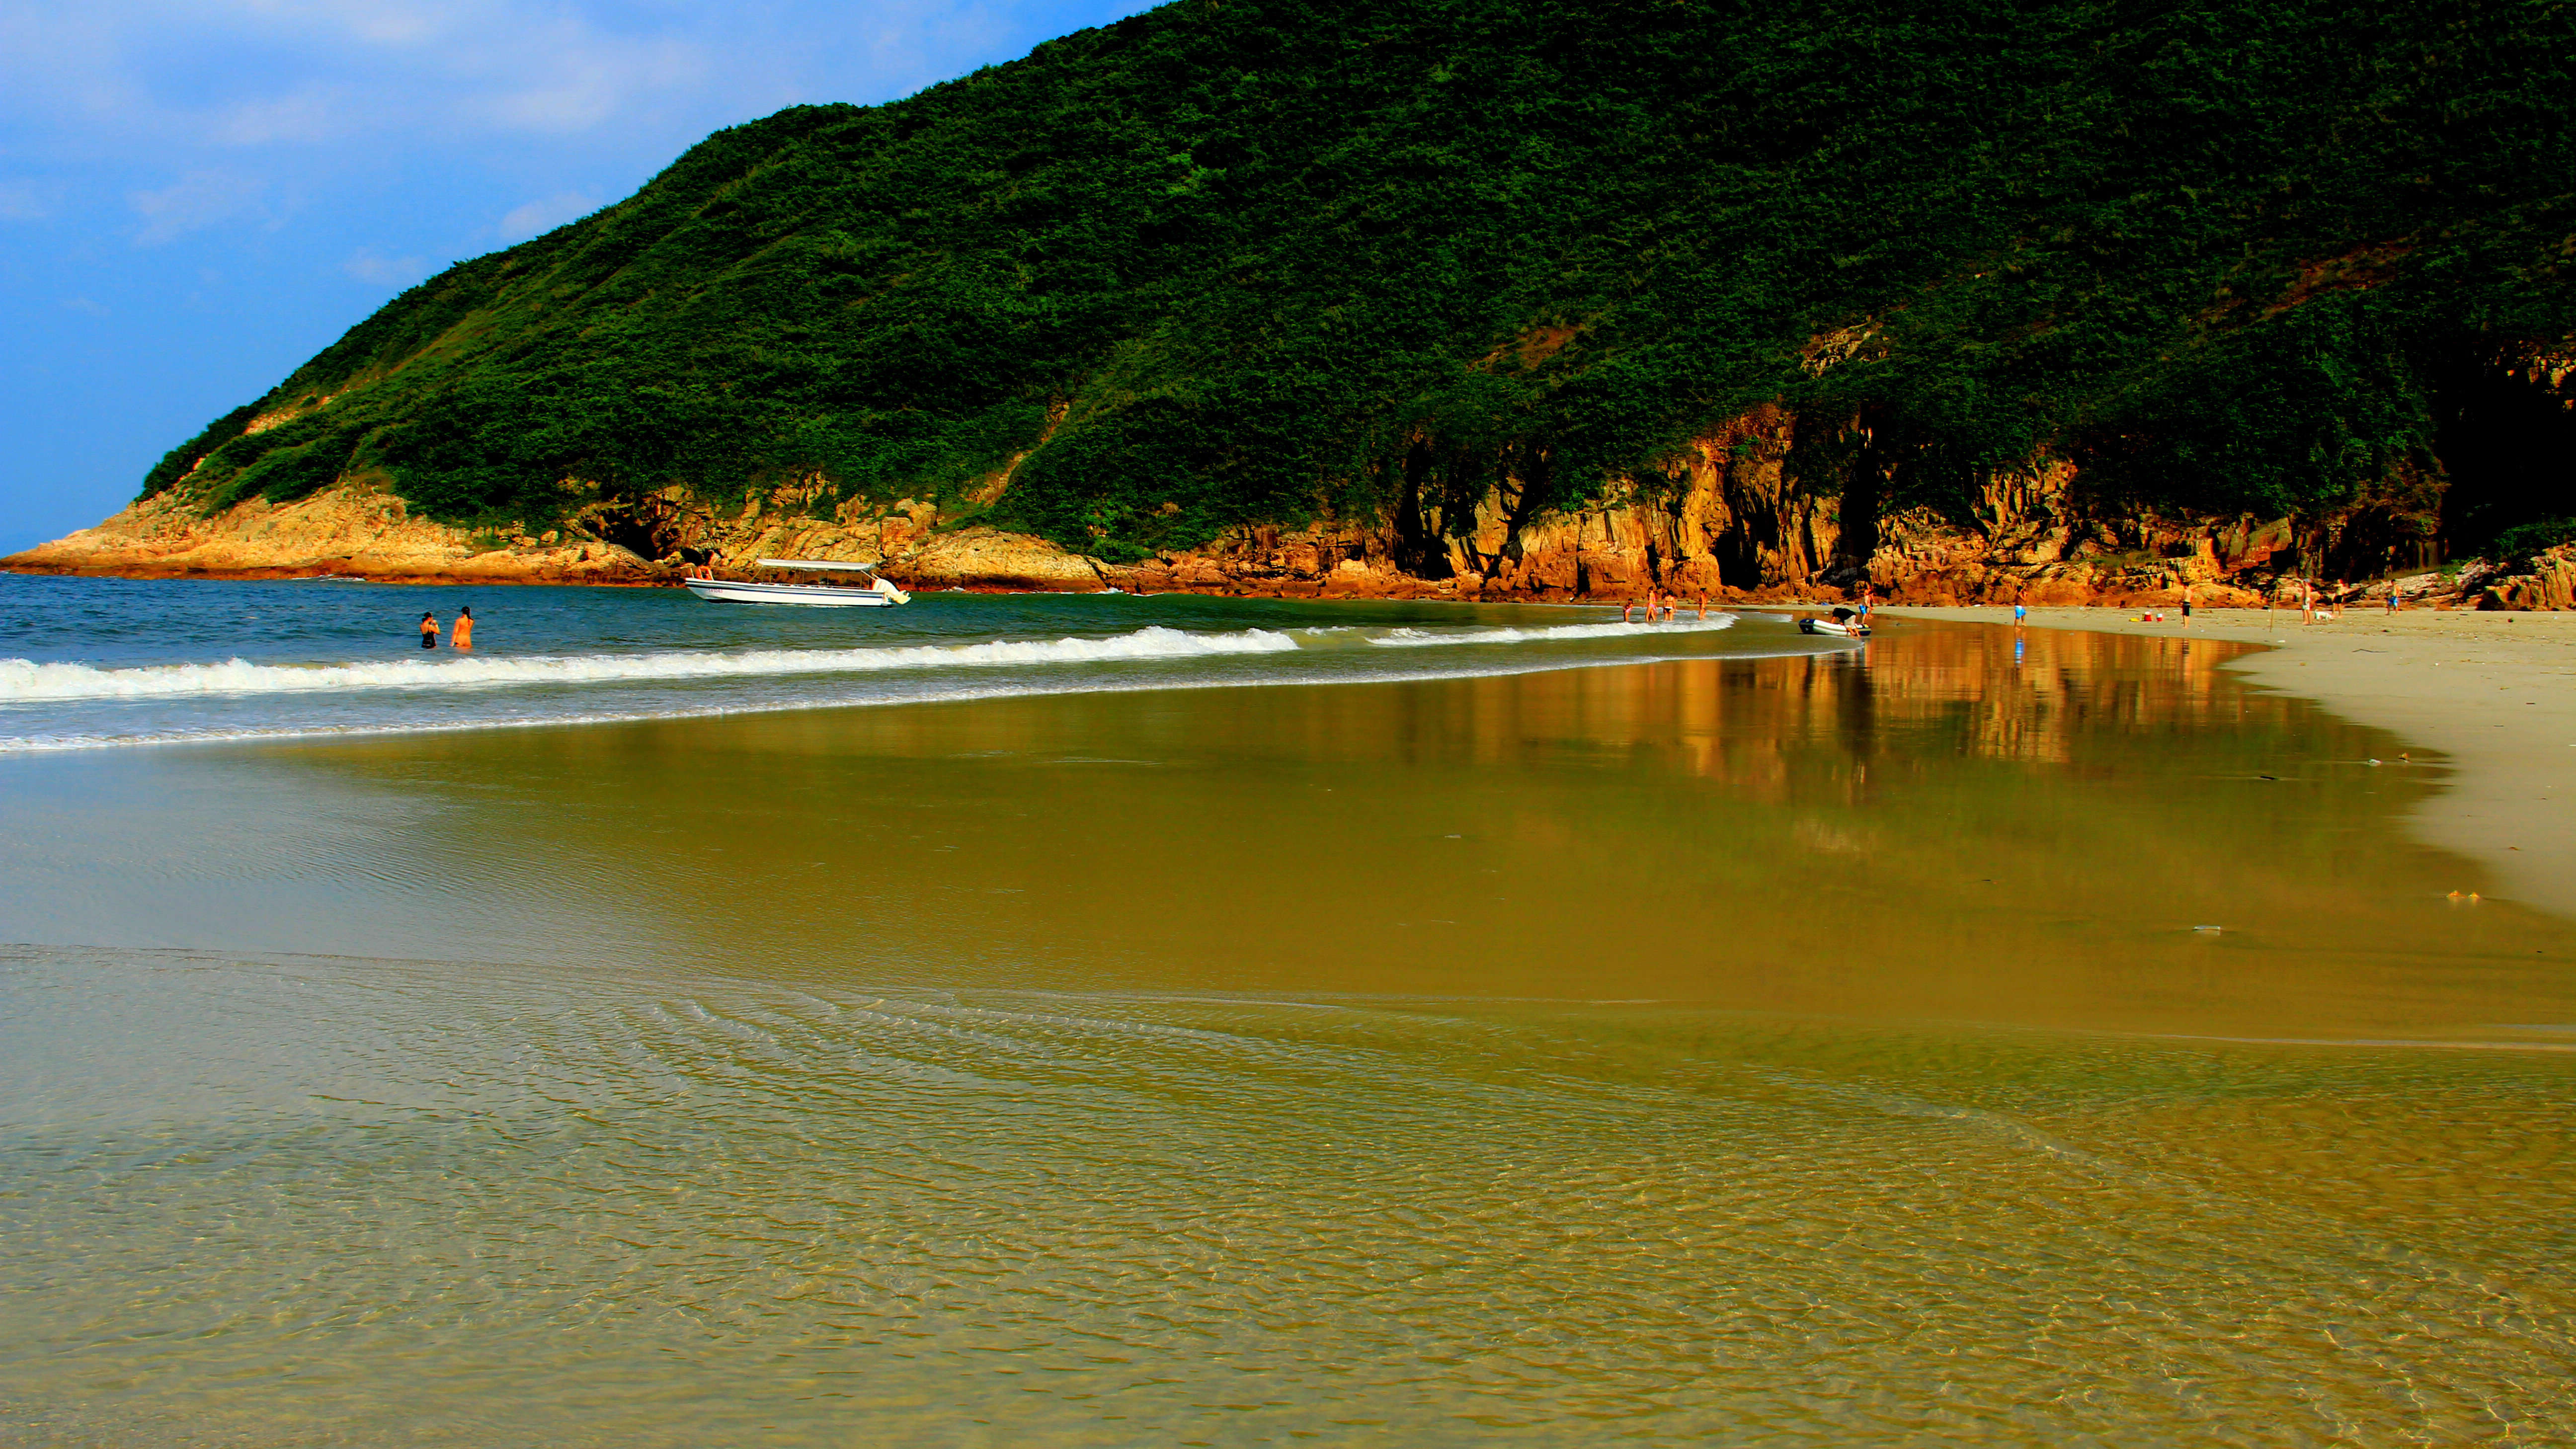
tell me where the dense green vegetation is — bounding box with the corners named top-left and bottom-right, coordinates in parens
top-left (2494, 516), bottom-right (2576, 559)
top-left (145, 0), bottom-right (2576, 566)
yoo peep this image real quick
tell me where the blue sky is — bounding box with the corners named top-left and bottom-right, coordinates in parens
top-left (0, 0), bottom-right (1151, 556)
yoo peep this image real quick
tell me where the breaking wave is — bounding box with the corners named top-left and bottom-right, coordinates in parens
top-left (1367, 615), bottom-right (1737, 648)
top-left (0, 626), bottom-right (1303, 703)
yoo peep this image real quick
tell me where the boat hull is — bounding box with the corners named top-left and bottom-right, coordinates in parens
top-left (682, 579), bottom-right (900, 607)
top-left (1798, 616), bottom-right (1871, 638)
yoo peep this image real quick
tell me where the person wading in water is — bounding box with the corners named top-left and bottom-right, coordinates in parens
top-left (420, 611), bottom-right (440, 648)
top-left (452, 607), bottom-right (474, 649)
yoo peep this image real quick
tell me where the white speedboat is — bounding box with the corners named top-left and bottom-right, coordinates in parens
top-left (682, 558), bottom-right (912, 607)
top-left (1798, 612), bottom-right (1871, 638)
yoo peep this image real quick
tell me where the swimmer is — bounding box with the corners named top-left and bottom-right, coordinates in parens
top-left (419, 611), bottom-right (439, 648)
top-left (452, 606), bottom-right (474, 649)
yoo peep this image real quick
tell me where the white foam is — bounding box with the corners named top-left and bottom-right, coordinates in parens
top-left (1367, 615), bottom-right (1736, 648)
top-left (0, 641), bottom-right (1842, 754)
top-left (0, 626), bottom-right (1302, 704)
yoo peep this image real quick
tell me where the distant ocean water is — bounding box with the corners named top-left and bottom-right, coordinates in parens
top-left (0, 573), bottom-right (1823, 751)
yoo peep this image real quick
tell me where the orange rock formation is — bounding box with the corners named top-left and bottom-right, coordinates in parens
top-left (10, 408), bottom-right (2569, 608)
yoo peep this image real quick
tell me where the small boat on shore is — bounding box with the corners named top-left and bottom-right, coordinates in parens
top-left (682, 558), bottom-right (912, 608)
top-left (1798, 610), bottom-right (1871, 638)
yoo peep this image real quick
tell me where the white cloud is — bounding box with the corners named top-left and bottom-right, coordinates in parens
top-left (213, 84), bottom-right (351, 146)
top-left (0, 0), bottom-right (1160, 188)
top-left (474, 27), bottom-right (709, 135)
top-left (241, 0), bottom-right (455, 48)
top-left (130, 170), bottom-right (267, 244)
top-left (343, 247), bottom-right (429, 286)
top-left (0, 1), bottom-right (726, 157)
top-left (0, 180), bottom-right (50, 220)
top-left (497, 189), bottom-right (598, 241)
top-left (62, 296), bottom-right (108, 316)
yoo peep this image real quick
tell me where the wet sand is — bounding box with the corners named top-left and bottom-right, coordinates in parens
top-left (1884, 605), bottom-right (2576, 918)
top-left (6, 618), bottom-right (2576, 1444)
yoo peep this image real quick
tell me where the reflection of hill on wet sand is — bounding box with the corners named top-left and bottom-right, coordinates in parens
top-left (1527, 625), bottom-right (2261, 796)
top-left (97, 620), bottom-right (2563, 1044)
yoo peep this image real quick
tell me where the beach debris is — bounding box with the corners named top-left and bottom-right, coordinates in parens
top-left (2193, 925), bottom-right (2222, 933)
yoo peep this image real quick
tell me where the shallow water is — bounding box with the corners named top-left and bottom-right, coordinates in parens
top-left (1, 578), bottom-right (2571, 1445)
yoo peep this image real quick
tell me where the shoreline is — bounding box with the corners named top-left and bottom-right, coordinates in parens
top-left (4, 564), bottom-right (2567, 916)
top-left (1883, 604), bottom-right (2576, 919)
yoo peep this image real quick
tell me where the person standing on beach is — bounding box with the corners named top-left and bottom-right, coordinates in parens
top-left (2013, 588), bottom-right (2027, 627)
top-left (452, 607), bottom-right (474, 650)
top-left (420, 611), bottom-right (439, 648)
top-left (2180, 589), bottom-right (2192, 630)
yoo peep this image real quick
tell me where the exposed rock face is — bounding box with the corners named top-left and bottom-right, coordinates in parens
top-left (9, 408), bottom-right (2565, 608)
top-left (3, 483), bottom-right (659, 584)
top-left (891, 527), bottom-right (1106, 592)
top-left (1099, 411), bottom-right (2317, 609)
top-left (2472, 545), bottom-right (2576, 610)
top-left (1, 474), bottom-right (1115, 595)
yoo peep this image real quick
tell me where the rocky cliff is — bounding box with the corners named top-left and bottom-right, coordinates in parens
top-left (19, 401), bottom-right (2570, 608)
top-left (5, 483), bottom-right (658, 585)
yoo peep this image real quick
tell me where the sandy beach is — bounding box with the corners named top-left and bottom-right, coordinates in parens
top-left (8, 576), bottom-right (2576, 1444)
top-left (1884, 604), bottom-right (2576, 918)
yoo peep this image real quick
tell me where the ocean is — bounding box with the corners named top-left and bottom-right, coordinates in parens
top-left (0, 574), bottom-right (1822, 753)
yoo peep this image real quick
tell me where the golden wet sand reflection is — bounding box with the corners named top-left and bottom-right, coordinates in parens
top-left (1, 621), bottom-right (2571, 1446)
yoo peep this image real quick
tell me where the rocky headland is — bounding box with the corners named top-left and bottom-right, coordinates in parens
top-left (14, 0), bottom-right (2571, 616)
top-left (15, 402), bottom-right (2573, 611)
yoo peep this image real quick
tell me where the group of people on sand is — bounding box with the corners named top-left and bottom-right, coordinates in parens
top-left (1621, 590), bottom-right (1712, 623)
top-left (2291, 577), bottom-right (2361, 624)
top-left (2011, 584), bottom-right (2201, 629)
top-left (418, 607), bottom-right (474, 649)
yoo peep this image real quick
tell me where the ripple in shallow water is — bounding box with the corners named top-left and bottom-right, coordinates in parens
top-left (3, 948), bottom-right (2571, 1447)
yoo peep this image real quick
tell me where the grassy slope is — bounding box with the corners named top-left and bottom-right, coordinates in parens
top-left (138, 0), bottom-right (2576, 566)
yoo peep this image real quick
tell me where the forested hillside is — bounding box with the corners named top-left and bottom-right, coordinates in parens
top-left (134, 0), bottom-right (2576, 573)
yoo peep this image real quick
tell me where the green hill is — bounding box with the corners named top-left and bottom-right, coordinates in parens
top-left (138, 0), bottom-right (2576, 574)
